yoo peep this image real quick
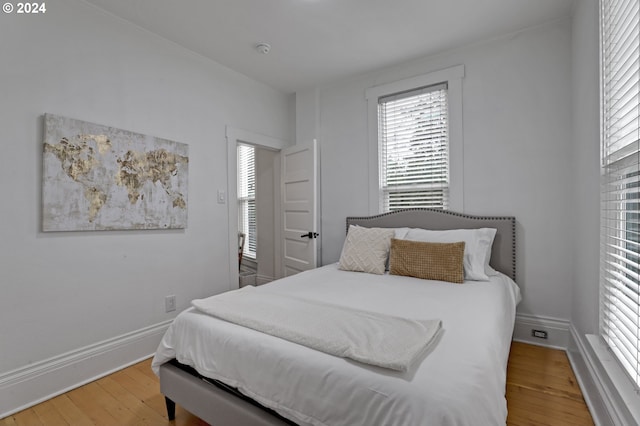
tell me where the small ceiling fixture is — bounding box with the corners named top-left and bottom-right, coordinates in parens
top-left (255, 42), bottom-right (271, 54)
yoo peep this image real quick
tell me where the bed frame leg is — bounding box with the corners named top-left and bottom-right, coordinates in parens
top-left (165, 396), bottom-right (176, 421)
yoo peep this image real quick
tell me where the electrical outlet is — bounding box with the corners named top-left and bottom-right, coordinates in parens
top-left (165, 295), bottom-right (176, 313)
top-left (531, 329), bottom-right (548, 339)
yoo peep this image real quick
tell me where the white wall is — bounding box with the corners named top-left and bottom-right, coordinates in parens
top-left (298, 20), bottom-right (574, 322)
top-left (0, 0), bottom-right (292, 390)
top-left (570, 0), bottom-right (600, 338)
top-left (256, 147), bottom-right (277, 284)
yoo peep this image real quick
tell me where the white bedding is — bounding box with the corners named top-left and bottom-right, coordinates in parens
top-left (191, 286), bottom-right (442, 371)
top-left (152, 263), bottom-right (521, 426)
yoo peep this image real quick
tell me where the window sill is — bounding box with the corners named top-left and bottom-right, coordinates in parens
top-left (585, 334), bottom-right (640, 425)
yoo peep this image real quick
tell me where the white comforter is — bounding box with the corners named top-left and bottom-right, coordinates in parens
top-left (152, 264), bottom-right (521, 426)
top-left (191, 286), bottom-right (442, 371)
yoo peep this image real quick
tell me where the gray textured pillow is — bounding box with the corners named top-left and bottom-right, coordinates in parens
top-left (338, 225), bottom-right (395, 275)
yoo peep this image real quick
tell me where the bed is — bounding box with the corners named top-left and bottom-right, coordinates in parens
top-left (151, 208), bottom-right (519, 426)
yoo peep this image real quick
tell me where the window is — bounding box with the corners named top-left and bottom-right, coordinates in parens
top-left (366, 65), bottom-right (464, 214)
top-left (600, 0), bottom-right (640, 389)
top-left (238, 144), bottom-right (256, 260)
top-left (378, 83), bottom-right (450, 211)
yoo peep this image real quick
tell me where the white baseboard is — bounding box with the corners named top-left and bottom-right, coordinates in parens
top-left (566, 327), bottom-right (639, 426)
top-left (566, 327), bottom-right (616, 426)
top-left (256, 274), bottom-right (274, 286)
top-left (0, 320), bottom-right (172, 419)
top-left (513, 313), bottom-right (570, 349)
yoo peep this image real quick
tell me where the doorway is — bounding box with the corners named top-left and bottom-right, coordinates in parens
top-left (237, 144), bottom-right (280, 286)
top-left (226, 127), bottom-right (287, 290)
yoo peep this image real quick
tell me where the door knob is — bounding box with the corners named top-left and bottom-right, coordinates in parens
top-left (300, 232), bottom-right (319, 239)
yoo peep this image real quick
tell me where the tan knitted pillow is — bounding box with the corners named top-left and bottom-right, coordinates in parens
top-left (389, 238), bottom-right (465, 283)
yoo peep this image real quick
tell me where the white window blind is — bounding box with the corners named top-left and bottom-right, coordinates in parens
top-left (378, 83), bottom-right (449, 211)
top-left (238, 144), bottom-right (256, 259)
top-left (600, 0), bottom-right (640, 389)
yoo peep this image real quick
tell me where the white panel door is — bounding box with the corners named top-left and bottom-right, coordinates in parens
top-left (281, 140), bottom-right (318, 276)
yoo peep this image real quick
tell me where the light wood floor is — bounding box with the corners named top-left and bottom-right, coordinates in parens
top-left (506, 342), bottom-right (593, 426)
top-left (1, 342), bottom-right (593, 426)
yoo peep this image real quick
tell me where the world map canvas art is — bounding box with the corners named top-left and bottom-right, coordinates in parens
top-left (42, 114), bottom-right (189, 231)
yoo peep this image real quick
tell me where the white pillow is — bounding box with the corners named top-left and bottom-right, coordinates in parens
top-left (384, 228), bottom-right (411, 270)
top-left (403, 228), bottom-right (497, 281)
top-left (338, 225), bottom-right (395, 275)
top-left (484, 242), bottom-right (499, 277)
top-left (394, 227), bottom-right (410, 239)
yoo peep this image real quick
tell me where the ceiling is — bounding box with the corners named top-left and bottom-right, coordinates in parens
top-left (83, 0), bottom-right (575, 94)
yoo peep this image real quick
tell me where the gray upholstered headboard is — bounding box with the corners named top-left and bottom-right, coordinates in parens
top-left (346, 208), bottom-right (516, 281)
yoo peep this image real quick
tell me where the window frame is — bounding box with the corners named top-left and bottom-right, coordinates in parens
top-left (366, 65), bottom-right (465, 214)
top-left (238, 144), bottom-right (257, 260)
top-left (598, 0), bottom-right (640, 397)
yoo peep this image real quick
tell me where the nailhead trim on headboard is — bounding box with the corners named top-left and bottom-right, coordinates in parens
top-left (345, 208), bottom-right (516, 281)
